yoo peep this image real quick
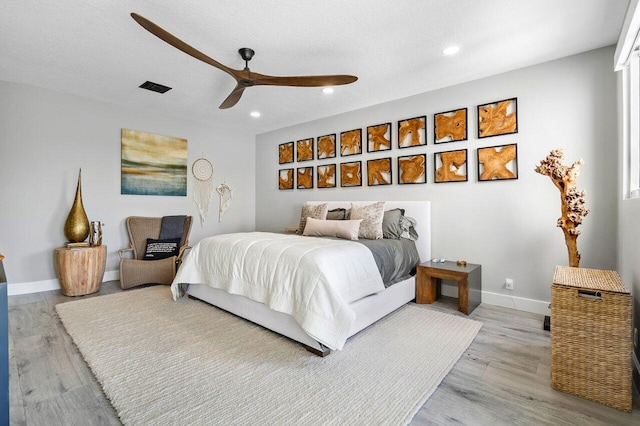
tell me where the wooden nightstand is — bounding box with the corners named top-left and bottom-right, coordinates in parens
top-left (54, 245), bottom-right (107, 296)
top-left (416, 260), bottom-right (482, 315)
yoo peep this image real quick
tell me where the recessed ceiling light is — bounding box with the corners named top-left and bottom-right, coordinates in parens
top-left (442, 46), bottom-right (460, 56)
top-left (322, 87), bottom-right (334, 94)
top-left (250, 111), bottom-right (261, 118)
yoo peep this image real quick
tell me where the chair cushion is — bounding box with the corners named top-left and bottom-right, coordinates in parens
top-left (144, 238), bottom-right (181, 260)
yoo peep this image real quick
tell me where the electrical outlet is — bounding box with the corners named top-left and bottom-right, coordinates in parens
top-left (505, 278), bottom-right (514, 290)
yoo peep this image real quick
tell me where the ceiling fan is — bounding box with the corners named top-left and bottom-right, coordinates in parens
top-left (130, 13), bottom-right (358, 109)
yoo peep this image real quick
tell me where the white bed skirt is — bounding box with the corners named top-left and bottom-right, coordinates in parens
top-left (187, 274), bottom-right (416, 353)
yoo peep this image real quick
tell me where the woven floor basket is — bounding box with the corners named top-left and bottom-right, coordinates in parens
top-left (550, 266), bottom-right (632, 412)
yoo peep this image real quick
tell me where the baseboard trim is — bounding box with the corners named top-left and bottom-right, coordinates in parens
top-left (440, 284), bottom-right (550, 316)
top-left (7, 270), bottom-right (119, 296)
top-left (12, 275), bottom-right (552, 316)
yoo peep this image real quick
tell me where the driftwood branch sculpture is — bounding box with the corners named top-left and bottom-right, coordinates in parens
top-left (534, 149), bottom-right (589, 267)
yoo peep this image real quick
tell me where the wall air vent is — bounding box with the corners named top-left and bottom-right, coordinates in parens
top-left (139, 81), bottom-right (172, 94)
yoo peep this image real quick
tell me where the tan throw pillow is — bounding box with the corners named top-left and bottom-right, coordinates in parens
top-left (302, 217), bottom-right (362, 240)
top-left (297, 203), bottom-right (328, 234)
top-left (350, 201), bottom-right (385, 239)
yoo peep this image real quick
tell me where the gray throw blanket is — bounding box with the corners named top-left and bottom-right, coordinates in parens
top-left (159, 215), bottom-right (186, 241)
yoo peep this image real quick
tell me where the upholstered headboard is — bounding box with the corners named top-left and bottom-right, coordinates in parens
top-left (306, 201), bottom-right (431, 262)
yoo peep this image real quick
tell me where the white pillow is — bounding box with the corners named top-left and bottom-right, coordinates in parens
top-left (350, 201), bottom-right (385, 239)
top-left (302, 217), bottom-right (362, 240)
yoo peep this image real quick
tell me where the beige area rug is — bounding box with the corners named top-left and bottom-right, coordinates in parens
top-left (56, 286), bottom-right (482, 425)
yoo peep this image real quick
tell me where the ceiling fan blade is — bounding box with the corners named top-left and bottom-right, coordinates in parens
top-left (219, 84), bottom-right (246, 109)
top-left (131, 13), bottom-right (237, 79)
top-left (252, 74), bottom-right (358, 87)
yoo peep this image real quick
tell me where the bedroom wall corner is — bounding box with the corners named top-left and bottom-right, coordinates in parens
top-left (0, 81), bottom-right (256, 289)
top-left (254, 46), bottom-right (619, 313)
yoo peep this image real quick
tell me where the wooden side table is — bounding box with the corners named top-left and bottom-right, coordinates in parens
top-left (416, 260), bottom-right (482, 315)
top-left (54, 245), bottom-right (107, 296)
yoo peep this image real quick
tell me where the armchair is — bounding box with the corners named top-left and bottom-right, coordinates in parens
top-left (118, 216), bottom-right (192, 289)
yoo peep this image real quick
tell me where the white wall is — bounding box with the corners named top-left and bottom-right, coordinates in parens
top-left (255, 46), bottom-right (618, 311)
top-left (0, 81), bottom-right (256, 289)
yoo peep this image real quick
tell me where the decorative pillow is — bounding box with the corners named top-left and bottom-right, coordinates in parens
top-left (302, 217), bottom-right (361, 240)
top-left (399, 216), bottom-right (419, 241)
top-left (350, 201), bottom-right (385, 239)
top-left (326, 208), bottom-right (347, 220)
top-left (144, 238), bottom-right (181, 260)
top-left (297, 203), bottom-right (328, 234)
top-left (382, 208), bottom-right (405, 239)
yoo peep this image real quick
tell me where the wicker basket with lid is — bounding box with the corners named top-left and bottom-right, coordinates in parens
top-left (550, 266), bottom-right (632, 412)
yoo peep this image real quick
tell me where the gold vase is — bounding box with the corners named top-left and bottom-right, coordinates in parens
top-left (64, 169), bottom-right (90, 243)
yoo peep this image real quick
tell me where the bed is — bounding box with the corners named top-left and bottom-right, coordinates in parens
top-left (171, 201), bottom-right (431, 355)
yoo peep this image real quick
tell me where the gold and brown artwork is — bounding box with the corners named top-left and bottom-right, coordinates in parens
top-left (317, 134), bottom-right (336, 159)
top-left (296, 138), bottom-right (314, 162)
top-left (478, 98), bottom-right (517, 138)
top-left (367, 123), bottom-right (391, 152)
top-left (367, 158), bottom-right (392, 186)
top-left (398, 154), bottom-right (426, 184)
top-left (297, 167), bottom-right (313, 189)
top-left (434, 149), bottom-right (467, 183)
top-left (435, 108), bottom-right (467, 143)
top-left (478, 144), bottom-right (518, 181)
top-left (340, 129), bottom-right (362, 156)
top-left (278, 169), bottom-right (294, 190)
top-left (398, 116), bottom-right (426, 148)
top-left (340, 161), bottom-right (362, 187)
top-left (317, 164), bottom-right (336, 188)
top-left (279, 142), bottom-right (294, 164)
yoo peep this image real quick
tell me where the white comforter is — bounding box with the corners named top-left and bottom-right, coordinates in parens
top-left (171, 232), bottom-right (385, 350)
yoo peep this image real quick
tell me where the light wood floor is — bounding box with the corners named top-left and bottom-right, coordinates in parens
top-left (8, 281), bottom-right (640, 425)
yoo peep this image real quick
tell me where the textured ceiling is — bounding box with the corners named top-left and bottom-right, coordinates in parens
top-left (0, 0), bottom-right (628, 134)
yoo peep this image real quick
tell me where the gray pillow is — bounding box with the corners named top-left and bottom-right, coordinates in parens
top-left (382, 208), bottom-right (405, 239)
top-left (326, 208), bottom-right (347, 220)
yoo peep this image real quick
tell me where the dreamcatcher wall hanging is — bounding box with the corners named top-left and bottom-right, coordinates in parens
top-left (192, 157), bottom-right (214, 226)
top-left (216, 180), bottom-right (233, 222)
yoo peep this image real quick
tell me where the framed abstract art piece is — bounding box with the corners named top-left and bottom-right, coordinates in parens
top-left (398, 154), bottom-right (427, 184)
top-left (279, 141), bottom-right (294, 164)
top-left (340, 129), bottom-right (362, 156)
top-left (317, 164), bottom-right (336, 188)
top-left (316, 134), bottom-right (336, 159)
top-left (297, 167), bottom-right (314, 189)
top-left (366, 123), bottom-right (392, 152)
top-left (398, 116), bottom-right (426, 148)
top-left (434, 108), bottom-right (467, 143)
top-left (340, 161), bottom-right (362, 187)
top-left (477, 144), bottom-right (518, 181)
top-left (278, 169), bottom-right (294, 190)
top-left (477, 98), bottom-right (518, 138)
top-left (434, 149), bottom-right (468, 183)
top-left (121, 129), bottom-right (187, 196)
top-left (296, 138), bottom-right (314, 162)
top-left (367, 158), bottom-right (392, 186)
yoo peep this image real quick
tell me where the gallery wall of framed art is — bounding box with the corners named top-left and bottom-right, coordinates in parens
top-left (276, 96), bottom-right (520, 190)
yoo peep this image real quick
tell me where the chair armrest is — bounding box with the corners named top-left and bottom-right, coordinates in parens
top-left (177, 245), bottom-right (191, 258)
top-left (118, 247), bottom-right (134, 259)
top-left (176, 245), bottom-right (191, 268)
